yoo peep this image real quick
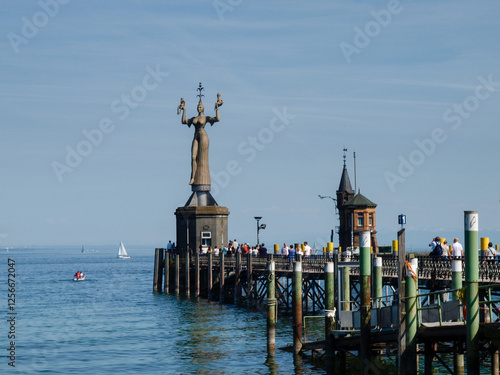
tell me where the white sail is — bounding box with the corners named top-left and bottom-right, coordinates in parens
top-left (117, 242), bottom-right (130, 259)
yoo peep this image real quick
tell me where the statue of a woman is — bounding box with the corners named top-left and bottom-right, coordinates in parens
top-left (177, 87), bottom-right (223, 186)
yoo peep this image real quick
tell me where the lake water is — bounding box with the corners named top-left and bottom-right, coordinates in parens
top-left (1, 247), bottom-right (494, 374)
top-left (1, 247), bottom-right (327, 374)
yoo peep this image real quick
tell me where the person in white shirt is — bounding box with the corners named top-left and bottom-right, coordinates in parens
top-left (213, 246), bottom-right (220, 256)
top-left (281, 243), bottom-right (289, 257)
top-left (483, 241), bottom-right (496, 262)
top-left (296, 244), bottom-right (304, 256)
top-left (451, 238), bottom-right (464, 258)
top-left (303, 242), bottom-right (313, 257)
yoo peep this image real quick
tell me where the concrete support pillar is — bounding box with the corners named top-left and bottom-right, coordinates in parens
top-left (360, 230), bottom-right (371, 373)
top-left (292, 260), bottom-right (303, 355)
top-left (465, 210), bottom-right (480, 375)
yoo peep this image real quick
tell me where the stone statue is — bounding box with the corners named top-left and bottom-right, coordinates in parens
top-left (177, 83), bottom-right (223, 187)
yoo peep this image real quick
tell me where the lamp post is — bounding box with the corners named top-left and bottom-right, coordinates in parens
top-left (319, 195), bottom-right (338, 244)
top-left (254, 216), bottom-right (266, 246)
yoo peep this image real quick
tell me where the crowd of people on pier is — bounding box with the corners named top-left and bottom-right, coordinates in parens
top-left (429, 236), bottom-right (498, 261)
top-left (188, 240), bottom-right (317, 258)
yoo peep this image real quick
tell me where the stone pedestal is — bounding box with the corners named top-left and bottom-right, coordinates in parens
top-left (175, 205), bottom-right (229, 254)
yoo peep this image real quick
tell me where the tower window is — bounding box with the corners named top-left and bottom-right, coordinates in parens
top-left (357, 213), bottom-right (364, 227)
top-left (369, 214), bottom-right (373, 227)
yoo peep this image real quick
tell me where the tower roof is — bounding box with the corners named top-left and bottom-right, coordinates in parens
top-left (337, 166), bottom-right (354, 194)
top-left (344, 192), bottom-right (377, 208)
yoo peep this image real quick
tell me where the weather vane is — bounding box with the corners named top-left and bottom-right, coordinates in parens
top-left (197, 82), bottom-right (205, 101)
top-left (343, 148), bottom-right (347, 167)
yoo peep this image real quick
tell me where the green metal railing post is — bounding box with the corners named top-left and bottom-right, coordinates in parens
top-left (360, 230), bottom-right (371, 373)
top-left (465, 210), bottom-right (480, 375)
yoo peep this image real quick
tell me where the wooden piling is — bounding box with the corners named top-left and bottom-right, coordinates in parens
top-left (374, 256), bottom-right (382, 308)
top-left (324, 261), bottom-right (335, 371)
top-left (220, 252), bottom-right (225, 303)
top-left (492, 346), bottom-right (499, 375)
top-left (164, 251), bottom-right (170, 293)
top-left (292, 260), bottom-right (303, 354)
top-left (194, 251), bottom-right (200, 297)
top-left (247, 252), bottom-right (253, 306)
top-left (175, 253), bottom-right (180, 295)
top-left (452, 259), bottom-right (464, 374)
top-left (343, 265), bottom-right (350, 311)
top-left (465, 210), bottom-right (480, 375)
top-left (267, 256), bottom-right (276, 353)
top-left (424, 340), bottom-right (436, 375)
top-left (153, 248), bottom-right (161, 293)
top-left (207, 253), bottom-right (213, 300)
top-left (359, 230), bottom-right (371, 373)
top-left (406, 257), bottom-right (418, 375)
top-left (235, 252), bottom-right (242, 304)
top-left (184, 251), bottom-right (190, 296)
top-left (397, 228), bottom-right (407, 375)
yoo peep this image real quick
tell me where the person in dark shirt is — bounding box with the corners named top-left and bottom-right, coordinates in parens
top-left (259, 243), bottom-right (268, 256)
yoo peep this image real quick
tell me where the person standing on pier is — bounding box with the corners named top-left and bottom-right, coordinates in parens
top-left (259, 243), bottom-right (268, 257)
top-left (303, 242), bottom-right (313, 257)
top-left (442, 240), bottom-right (449, 256)
top-left (281, 243), bottom-right (289, 258)
top-left (288, 244), bottom-right (296, 259)
top-left (483, 241), bottom-right (497, 263)
top-left (451, 238), bottom-right (464, 258)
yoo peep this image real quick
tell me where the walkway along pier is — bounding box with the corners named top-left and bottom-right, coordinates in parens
top-left (154, 212), bottom-right (500, 374)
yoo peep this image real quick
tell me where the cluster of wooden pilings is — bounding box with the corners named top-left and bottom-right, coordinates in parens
top-left (153, 211), bottom-right (500, 374)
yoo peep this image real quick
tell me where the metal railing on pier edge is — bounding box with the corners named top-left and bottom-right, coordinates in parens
top-left (185, 251), bottom-right (500, 282)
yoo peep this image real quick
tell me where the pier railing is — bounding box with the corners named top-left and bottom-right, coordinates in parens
top-left (190, 252), bottom-right (500, 282)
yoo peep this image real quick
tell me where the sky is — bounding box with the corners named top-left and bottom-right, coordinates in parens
top-left (1, 0), bottom-right (500, 250)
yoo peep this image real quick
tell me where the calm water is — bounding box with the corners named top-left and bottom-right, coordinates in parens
top-left (1, 247), bottom-right (326, 374)
top-left (1, 247), bottom-right (494, 374)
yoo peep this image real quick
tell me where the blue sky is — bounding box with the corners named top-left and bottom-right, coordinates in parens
top-left (1, 0), bottom-right (500, 249)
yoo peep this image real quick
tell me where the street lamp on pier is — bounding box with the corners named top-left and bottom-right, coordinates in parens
top-left (254, 216), bottom-right (266, 246)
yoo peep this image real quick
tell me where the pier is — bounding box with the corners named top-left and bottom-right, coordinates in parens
top-left (154, 215), bottom-right (500, 374)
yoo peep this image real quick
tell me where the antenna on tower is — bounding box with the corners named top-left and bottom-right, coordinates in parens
top-left (353, 151), bottom-right (357, 193)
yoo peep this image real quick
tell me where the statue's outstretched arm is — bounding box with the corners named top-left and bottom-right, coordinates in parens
top-left (177, 98), bottom-right (192, 127)
top-left (208, 93), bottom-right (223, 125)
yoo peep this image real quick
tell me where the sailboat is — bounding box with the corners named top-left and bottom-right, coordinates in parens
top-left (117, 242), bottom-right (131, 259)
top-left (81, 245), bottom-right (85, 254)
